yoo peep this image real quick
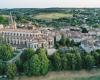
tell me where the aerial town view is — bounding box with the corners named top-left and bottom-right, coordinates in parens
top-left (0, 0), bottom-right (100, 80)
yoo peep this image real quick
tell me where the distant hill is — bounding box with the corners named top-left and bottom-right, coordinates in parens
top-left (0, 8), bottom-right (100, 28)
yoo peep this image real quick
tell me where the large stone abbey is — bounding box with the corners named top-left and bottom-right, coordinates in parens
top-left (0, 12), bottom-right (54, 49)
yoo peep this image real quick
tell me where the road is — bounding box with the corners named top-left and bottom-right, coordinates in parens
top-left (1, 48), bottom-right (56, 64)
top-left (0, 49), bottom-right (23, 64)
top-left (47, 48), bottom-right (57, 56)
top-left (8, 49), bottom-right (23, 63)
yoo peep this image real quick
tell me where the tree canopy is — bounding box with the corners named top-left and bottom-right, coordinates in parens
top-left (7, 63), bottom-right (17, 80)
top-left (0, 44), bottom-right (13, 61)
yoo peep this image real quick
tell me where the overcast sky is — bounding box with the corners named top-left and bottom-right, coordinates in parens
top-left (0, 0), bottom-right (100, 8)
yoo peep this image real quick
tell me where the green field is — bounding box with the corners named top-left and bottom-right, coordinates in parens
top-left (16, 70), bottom-right (100, 80)
top-left (17, 75), bottom-right (100, 80)
top-left (0, 15), bottom-right (8, 25)
top-left (51, 76), bottom-right (100, 80)
top-left (34, 13), bottom-right (73, 20)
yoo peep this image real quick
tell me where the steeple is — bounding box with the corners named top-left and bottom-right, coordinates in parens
top-left (9, 12), bottom-right (17, 29)
top-left (9, 12), bottom-right (13, 25)
top-left (13, 18), bottom-right (17, 29)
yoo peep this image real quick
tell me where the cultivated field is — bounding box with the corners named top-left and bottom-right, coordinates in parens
top-left (16, 69), bottom-right (100, 80)
top-left (34, 13), bottom-right (73, 20)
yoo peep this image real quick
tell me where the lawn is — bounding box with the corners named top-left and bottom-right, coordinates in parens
top-left (33, 13), bottom-right (73, 20)
top-left (16, 69), bottom-right (100, 80)
top-left (51, 76), bottom-right (100, 80)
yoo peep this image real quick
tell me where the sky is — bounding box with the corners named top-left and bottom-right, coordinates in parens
top-left (0, 0), bottom-right (100, 8)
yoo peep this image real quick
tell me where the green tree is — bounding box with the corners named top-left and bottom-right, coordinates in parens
top-left (0, 62), bottom-right (5, 75)
top-left (84, 54), bottom-right (95, 70)
top-left (66, 53), bottom-right (73, 70)
top-left (66, 53), bottom-right (78, 70)
top-left (54, 51), bottom-right (79, 70)
top-left (16, 60), bottom-right (23, 73)
top-left (66, 38), bottom-right (70, 47)
top-left (93, 51), bottom-right (100, 67)
top-left (70, 40), bottom-right (75, 47)
top-left (74, 52), bottom-right (82, 70)
top-left (24, 54), bottom-right (41, 76)
top-left (7, 63), bottom-right (17, 80)
top-left (59, 34), bottom-right (66, 46)
top-left (61, 54), bottom-right (68, 70)
top-left (71, 54), bottom-right (77, 70)
top-left (20, 48), bottom-right (34, 62)
top-left (52, 52), bottom-right (62, 70)
top-left (24, 60), bottom-right (30, 76)
top-left (92, 24), bottom-right (100, 28)
top-left (0, 44), bottom-right (13, 61)
top-left (30, 54), bottom-right (41, 76)
top-left (38, 48), bottom-right (49, 75)
top-left (24, 48), bottom-right (49, 76)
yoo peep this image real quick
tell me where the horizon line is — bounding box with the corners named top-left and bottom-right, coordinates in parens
top-left (1, 7), bottom-right (100, 9)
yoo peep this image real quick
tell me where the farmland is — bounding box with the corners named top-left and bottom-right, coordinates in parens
top-left (34, 13), bottom-right (73, 20)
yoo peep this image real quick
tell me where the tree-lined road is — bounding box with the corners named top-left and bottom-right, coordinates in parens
top-left (8, 49), bottom-right (22, 63)
top-left (0, 49), bottom-right (23, 63)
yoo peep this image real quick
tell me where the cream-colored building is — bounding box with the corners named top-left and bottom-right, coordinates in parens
top-left (0, 13), bottom-right (54, 49)
top-left (0, 28), bottom-right (54, 49)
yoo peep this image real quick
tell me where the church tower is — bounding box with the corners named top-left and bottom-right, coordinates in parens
top-left (13, 19), bottom-right (17, 29)
top-left (9, 12), bottom-right (17, 29)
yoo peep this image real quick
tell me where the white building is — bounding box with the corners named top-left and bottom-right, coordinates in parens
top-left (80, 39), bottom-right (94, 53)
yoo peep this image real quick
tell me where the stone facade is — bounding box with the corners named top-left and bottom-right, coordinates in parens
top-left (0, 29), bottom-right (54, 49)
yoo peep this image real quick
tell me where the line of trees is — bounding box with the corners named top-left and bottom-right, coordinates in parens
top-left (0, 44), bottom-right (100, 80)
top-left (15, 48), bottom-right (49, 76)
top-left (55, 34), bottom-right (80, 49)
top-left (49, 50), bottom-right (97, 71)
top-left (0, 44), bottom-right (15, 80)
top-left (16, 48), bottom-right (100, 79)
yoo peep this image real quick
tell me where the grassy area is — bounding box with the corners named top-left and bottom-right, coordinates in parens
top-left (33, 13), bottom-right (73, 20)
top-left (51, 76), bottom-right (100, 80)
top-left (0, 15), bottom-right (8, 25)
top-left (16, 69), bottom-right (100, 80)
top-left (17, 75), bottom-right (100, 80)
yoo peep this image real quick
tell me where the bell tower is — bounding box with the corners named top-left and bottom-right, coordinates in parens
top-left (9, 12), bottom-right (17, 29)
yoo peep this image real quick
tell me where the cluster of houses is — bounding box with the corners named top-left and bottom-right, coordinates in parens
top-left (0, 23), bottom-right (100, 52)
top-left (0, 13), bottom-right (100, 52)
top-left (59, 26), bottom-right (100, 52)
